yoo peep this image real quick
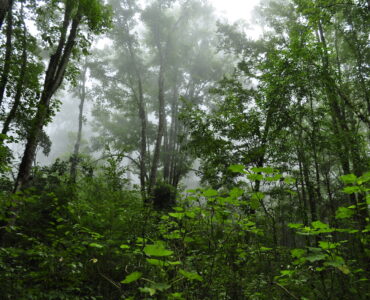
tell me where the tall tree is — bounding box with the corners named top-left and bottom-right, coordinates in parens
top-left (14, 0), bottom-right (111, 191)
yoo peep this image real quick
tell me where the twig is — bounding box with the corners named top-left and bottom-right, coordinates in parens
top-left (273, 281), bottom-right (299, 300)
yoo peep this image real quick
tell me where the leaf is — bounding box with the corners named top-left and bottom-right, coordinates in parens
top-left (179, 269), bottom-right (203, 281)
top-left (260, 247), bottom-right (272, 251)
top-left (168, 212), bottom-right (185, 219)
top-left (291, 248), bottom-right (305, 258)
top-left (284, 177), bottom-right (296, 184)
top-left (151, 282), bottom-right (171, 291)
top-left (340, 174), bottom-right (357, 184)
top-left (251, 192), bottom-right (264, 200)
top-left (306, 254), bottom-right (326, 262)
top-left (337, 265), bottom-right (350, 275)
top-left (357, 172), bottom-right (370, 184)
top-left (170, 292), bottom-right (183, 299)
top-left (121, 271), bottom-right (142, 284)
top-left (203, 189), bottom-right (218, 197)
top-left (343, 186), bottom-right (361, 194)
top-left (139, 287), bottom-right (156, 296)
top-left (247, 173), bottom-right (263, 181)
top-left (146, 258), bottom-right (168, 266)
top-left (252, 167), bottom-right (279, 174)
top-left (311, 221), bottom-right (330, 230)
top-left (280, 270), bottom-right (294, 276)
top-left (288, 223), bottom-right (303, 229)
top-left (319, 241), bottom-right (338, 250)
top-left (120, 244), bottom-right (130, 249)
top-left (265, 174), bottom-right (282, 182)
top-left (89, 243), bottom-right (103, 249)
top-left (230, 187), bottom-right (244, 198)
top-left (229, 164), bottom-right (246, 173)
top-left (250, 192), bottom-right (264, 209)
top-left (185, 211), bottom-right (196, 218)
top-left (143, 242), bottom-right (173, 257)
top-left (335, 207), bottom-right (354, 219)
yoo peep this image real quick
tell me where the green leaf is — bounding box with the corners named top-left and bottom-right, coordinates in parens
top-left (229, 164), bottom-right (246, 173)
top-left (121, 271), bottom-right (142, 284)
top-left (340, 174), bottom-right (357, 184)
top-left (357, 172), bottom-right (370, 184)
top-left (151, 282), bottom-right (171, 291)
top-left (306, 254), bottom-right (326, 262)
top-left (251, 167), bottom-right (277, 174)
top-left (170, 292), bottom-right (183, 299)
top-left (230, 187), bottom-right (244, 198)
top-left (284, 176), bottom-right (296, 184)
top-left (185, 211), bottom-right (196, 218)
top-left (179, 269), bottom-right (203, 281)
top-left (89, 243), bottom-right (103, 249)
top-left (120, 244), bottom-right (130, 249)
top-left (288, 223), bottom-right (303, 229)
top-left (250, 192), bottom-right (264, 209)
top-left (280, 270), bottom-right (294, 276)
top-left (291, 248), bottom-right (305, 258)
top-left (260, 247), bottom-right (272, 251)
top-left (265, 174), bottom-right (282, 182)
top-left (251, 192), bottom-right (264, 201)
top-left (319, 241), bottom-right (338, 250)
top-left (203, 189), bottom-right (218, 197)
top-left (311, 221), bottom-right (330, 230)
top-left (247, 174), bottom-right (263, 181)
top-left (146, 258), bottom-right (168, 266)
top-left (139, 287), bottom-right (156, 296)
top-left (337, 265), bottom-right (351, 275)
top-left (336, 207), bottom-right (354, 219)
top-left (343, 186), bottom-right (361, 194)
top-left (146, 258), bottom-right (181, 267)
top-left (143, 242), bottom-right (173, 257)
top-left (168, 212), bottom-right (185, 219)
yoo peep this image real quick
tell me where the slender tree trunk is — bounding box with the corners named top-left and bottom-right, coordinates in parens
top-left (163, 115), bottom-right (169, 180)
top-left (148, 53), bottom-right (165, 195)
top-left (164, 81), bottom-right (178, 183)
top-left (0, 0), bottom-right (9, 32)
top-left (0, 0), bottom-right (13, 108)
top-left (125, 27), bottom-right (148, 198)
top-left (2, 2), bottom-right (27, 137)
top-left (70, 64), bottom-right (87, 183)
top-left (318, 20), bottom-right (369, 229)
top-left (14, 6), bottom-right (81, 192)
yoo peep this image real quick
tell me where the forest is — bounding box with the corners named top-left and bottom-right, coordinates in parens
top-left (0, 0), bottom-right (369, 299)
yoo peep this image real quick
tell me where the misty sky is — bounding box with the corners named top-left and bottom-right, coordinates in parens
top-left (211, 0), bottom-right (260, 22)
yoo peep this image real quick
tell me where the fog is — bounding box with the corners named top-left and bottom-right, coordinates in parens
top-left (33, 0), bottom-right (261, 189)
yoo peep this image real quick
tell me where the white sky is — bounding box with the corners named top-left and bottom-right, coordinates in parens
top-left (210, 0), bottom-right (261, 23)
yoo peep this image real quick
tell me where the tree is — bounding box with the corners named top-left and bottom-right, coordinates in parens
top-left (14, 0), bottom-right (111, 191)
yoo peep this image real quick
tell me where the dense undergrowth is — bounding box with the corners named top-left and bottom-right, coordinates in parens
top-left (0, 159), bottom-right (368, 299)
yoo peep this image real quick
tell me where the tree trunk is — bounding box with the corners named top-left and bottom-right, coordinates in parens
top-left (148, 55), bottom-right (165, 195)
top-left (0, 0), bottom-right (13, 108)
top-left (124, 24), bottom-right (148, 198)
top-left (2, 2), bottom-right (27, 137)
top-left (14, 6), bottom-right (81, 192)
top-left (0, 0), bottom-right (9, 31)
top-left (70, 63), bottom-right (87, 183)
